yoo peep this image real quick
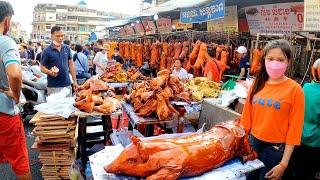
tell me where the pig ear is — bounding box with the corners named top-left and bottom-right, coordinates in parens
top-left (130, 135), bottom-right (141, 144)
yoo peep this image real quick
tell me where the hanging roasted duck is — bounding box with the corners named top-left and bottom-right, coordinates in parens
top-left (193, 42), bottom-right (208, 74)
top-left (124, 41), bottom-right (130, 60)
top-left (186, 40), bottom-right (201, 71)
top-left (136, 43), bottom-right (144, 67)
top-left (143, 40), bottom-right (151, 62)
top-left (150, 42), bottom-right (160, 69)
top-left (105, 120), bottom-right (257, 180)
top-left (173, 41), bottom-right (183, 60)
top-left (251, 48), bottom-right (262, 75)
top-left (119, 42), bottom-right (125, 58)
top-left (130, 42), bottom-right (136, 62)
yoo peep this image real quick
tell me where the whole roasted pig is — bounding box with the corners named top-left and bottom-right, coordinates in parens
top-left (105, 120), bottom-right (257, 180)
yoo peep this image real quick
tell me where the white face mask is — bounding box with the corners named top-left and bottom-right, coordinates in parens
top-left (53, 40), bottom-right (62, 46)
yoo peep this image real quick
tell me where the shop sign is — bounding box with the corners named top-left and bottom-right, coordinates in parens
top-left (134, 23), bottom-right (145, 36)
top-left (180, 0), bottom-right (225, 23)
top-left (304, 0), bottom-right (320, 31)
top-left (142, 20), bottom-right (157, 35)
top-left (207, 6), bottom-right (238, 32)
top-left (245, 2), bottom-right (304, 35)
top-left (172, 20), bottom-right (193, 30)
top-left (156, 18), bottom-right (172, 33)
top-left (124, 25), bottom-right (135, 36)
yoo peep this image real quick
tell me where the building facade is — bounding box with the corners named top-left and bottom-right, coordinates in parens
top-left (8, 21), bottom-right (28, 41)
top-left (31, 1), bottom-right (117, 44)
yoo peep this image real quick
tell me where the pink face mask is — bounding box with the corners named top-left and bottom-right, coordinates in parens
top-left (265, 61), bottom-right (288, 79)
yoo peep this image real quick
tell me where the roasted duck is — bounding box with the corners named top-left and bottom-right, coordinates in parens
top-left (150, 42), bottom-right (160, 69)
top-left (124, 42), bottom-right (130, 60)
top-left (251, 48), bottom-right (262, 75)
top-left (173, 42), bottom-right (183, 60)
top-left (160, 53), bottom-right (167, 70)
top-left (130, 42), bottom-right (136, 61)
top-left (143, 41), bottom-right (151, 62)
top-left (93, 97), bottom-right (122, 114)
top-left (193, 43), bottom-right (208, 73)
top-left (169, 42), bottom-right (175, 58)
top-left (162, 42), bottom-right (169, 56)
top-left (125, 69), bottom-right (191, 120)
top-left (74, 77), bottom-right (120, 114)
top-left (74, 89), bottom-right (94, 113)
top-left (179, 41), bottom-right (189, 60)
top-left (119, 42), bottom-right (125, 58)
top-left (136, 43), bottom-right (144, 67)
top-left (105, 120), bottom-right (257, 180)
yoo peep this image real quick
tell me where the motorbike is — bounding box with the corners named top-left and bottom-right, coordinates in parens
top-left (21, 59), bottom-right (47, 118)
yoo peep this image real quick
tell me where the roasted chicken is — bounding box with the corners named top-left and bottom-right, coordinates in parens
top-left (125, 69), bottom-right (192, 120)
top-left (74, 77), bottom-right (121, 114)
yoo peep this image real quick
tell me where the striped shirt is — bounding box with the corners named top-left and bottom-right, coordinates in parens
top-left (0, 35), bottom-right (20, 115)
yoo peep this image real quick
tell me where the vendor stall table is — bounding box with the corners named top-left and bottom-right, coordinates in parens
top-left (73, 110), bottom-right (122, 175)
top-left (89, 137), bottom-right (264, 180)
top-left (198, 98), bottom-right (241, 131)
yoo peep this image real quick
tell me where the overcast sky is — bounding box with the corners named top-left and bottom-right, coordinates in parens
top-left (7, 0), bottom-right (142, 33)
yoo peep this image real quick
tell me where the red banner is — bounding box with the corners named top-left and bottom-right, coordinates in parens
top-left (142, 20), bottom-right (157, 35)
top-left (119, 27), bottom-right (126, 37)
top-left (156, 18), bottom-right (172, 33)
top-left (124, 25), bottom-right (135, 36)
top-left (134, 23), bottom-right (145, 36)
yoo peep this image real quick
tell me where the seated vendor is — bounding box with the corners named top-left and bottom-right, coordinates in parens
top-left (111, 47), bottom-right (124, 64)
top-left (171, 59), bottom-right (189, 81)
top-left (236, 46), bottom-right (250, 81)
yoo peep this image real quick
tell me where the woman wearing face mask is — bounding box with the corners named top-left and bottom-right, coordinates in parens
top-left (241, 39), bottom-right (305, 180)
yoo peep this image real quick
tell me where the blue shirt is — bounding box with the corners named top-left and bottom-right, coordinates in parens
top-left (239, 55), bottom-right (250, 79)
top-left (83, 49), bottom-right (90, 58)
top-left (0, 35), bottom-right (21, 115)
top-left (74, 52), bottom-right (89, 74)
top-left (40, 43), bottom-right (72, 88)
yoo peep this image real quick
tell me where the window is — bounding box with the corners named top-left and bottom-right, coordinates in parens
top-left (78, 17), bottom-right (86, 22)
top-left (46, 25), bottom-right (51, 30)
top-left (79, 26), bottom-right (86, 32)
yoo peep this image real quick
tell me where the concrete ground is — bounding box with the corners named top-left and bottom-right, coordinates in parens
top-left (0, 116), bottom-right (42, 179)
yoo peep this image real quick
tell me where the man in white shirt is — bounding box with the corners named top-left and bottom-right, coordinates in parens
top-left (171, 59), bottom-right (189, 81)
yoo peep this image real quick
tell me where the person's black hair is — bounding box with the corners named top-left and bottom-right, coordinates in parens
top-left (115, 47), bottom-right (119, 51)
top-left (51, 25), bottom-right (62, 34)
top-left (36, 42), bottom-right (41, 46)
top-left (63, 40), bottom-right (70, 46)
top-left (0, 1), bottom-right (14, 23)
top-left (207, 45), bottom-right (217, 58)
top-left (75, 44), bottom-right (83, 53)
top-left (97, 39), bottom-right (103, 46)
top-left (28, 41), bottom-right (33, 46)
top-left (85, 44), bottom-right (90, 47)
top-left (249, 39), bottom-right (292, 103)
